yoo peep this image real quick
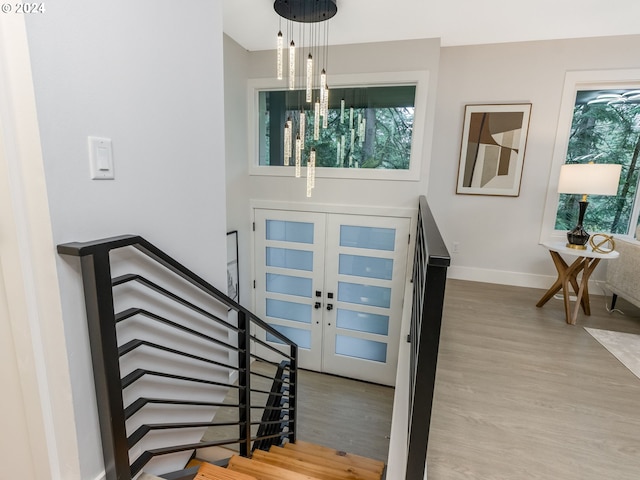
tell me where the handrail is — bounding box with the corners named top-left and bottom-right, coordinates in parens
top-left (406, 196), bottom-right (450, 480)
top-left (58, 234), bottom-right (297, 480)
top-left (58, 235), bottom-right (292, 344)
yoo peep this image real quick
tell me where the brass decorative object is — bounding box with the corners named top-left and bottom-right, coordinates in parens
top-left (589, 233), bottom-right (615, 253)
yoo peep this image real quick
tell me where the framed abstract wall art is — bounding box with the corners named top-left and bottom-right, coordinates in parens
top-left (456, 103), bottom-right (531, 196)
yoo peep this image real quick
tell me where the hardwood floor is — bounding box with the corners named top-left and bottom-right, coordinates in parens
top-left (203, 279), bottom-right (640, 478)
top-left (199, 362), bottom-right (394, 463)
top-left (296, 368), bottom-right (394, 463)
top-left (427, 279), bottom-right (640, 480)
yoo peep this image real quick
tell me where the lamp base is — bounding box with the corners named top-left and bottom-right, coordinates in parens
top-left (566, 201), bottom-right (590, 249)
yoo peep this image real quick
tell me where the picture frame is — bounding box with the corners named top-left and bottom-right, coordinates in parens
top-left (226, 230), bottom-right (239, 304)
top-left (456, 103), bottom-right (531, 196)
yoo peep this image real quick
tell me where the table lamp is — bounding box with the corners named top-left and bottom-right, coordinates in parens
top-left (557, 162), bottom-right (622, 249)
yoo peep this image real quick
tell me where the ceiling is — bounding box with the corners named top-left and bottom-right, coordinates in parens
top-left (222, 0), bottom-right (640, 51)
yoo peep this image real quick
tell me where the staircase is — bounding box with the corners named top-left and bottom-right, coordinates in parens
top-left (59, 195), bottom-right (449, 480)
top-left (192, 440), bottom-right (385, 480)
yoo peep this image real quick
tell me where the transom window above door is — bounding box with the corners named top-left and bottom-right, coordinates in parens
top-left (258, 85), bottom-right (416, 170)
top-left (247, 71), bottom-right (429, 181)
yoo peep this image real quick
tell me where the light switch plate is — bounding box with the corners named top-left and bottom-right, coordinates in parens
top-left (89, 136), bottom-right (114, 179)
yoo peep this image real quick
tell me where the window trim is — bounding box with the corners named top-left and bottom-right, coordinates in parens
top-left (540, 69), bottom-right (640, 244)
top-left (247, 71), bottom-right (429, 181)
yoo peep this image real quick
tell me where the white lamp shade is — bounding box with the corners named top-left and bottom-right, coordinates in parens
top-left (557, 163), bottom-right (622, 195)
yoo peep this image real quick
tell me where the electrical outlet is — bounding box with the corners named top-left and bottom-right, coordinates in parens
top-left (452, 242), bottom-right (460, 253)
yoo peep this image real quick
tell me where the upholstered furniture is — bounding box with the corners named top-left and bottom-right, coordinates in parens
top-left (605, 237), bottom-right (640, 310)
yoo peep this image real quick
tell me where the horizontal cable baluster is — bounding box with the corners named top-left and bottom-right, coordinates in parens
top-left (119, 339), bottom-right (240, 373)
top-left (250, 431), bottom-right (292, 444)
top-left (128, 421), bottom-right (244, 448)
top-left (248, 334), bottom-right (294, 360)
top-left (250, 388), bottom-right (287, 397)
top-left (116, 308), bottom-right (241, 353)
top-left (113, 274), bottom-right (240, 333)
top-left (249, 405), bottom-right (290, 411)
top-left (121, 368), bottom-right (240, 390)
top-left (124, 397), bottom-right (239, 419)
top-left (249, 352), bottom-right (293, 367)
top-left (249, 418), bottom-right (291, 427)
top-left (250, 370), bottom-right (289, 384)
top-left (130, 438), bottom-right (243, 477)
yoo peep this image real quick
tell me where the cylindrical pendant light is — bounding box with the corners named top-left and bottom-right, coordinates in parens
top-left (277, 31), bottom-right (283, 80)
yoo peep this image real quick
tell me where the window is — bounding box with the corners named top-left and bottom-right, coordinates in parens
top-left (555, 88), bottom-right (640, 236)
top-left (248, 71), bottom-right (430, 181)
top-left (258, 85), bottom-right (416, 170)
top-left (541, 70), bottom-right (640, 242)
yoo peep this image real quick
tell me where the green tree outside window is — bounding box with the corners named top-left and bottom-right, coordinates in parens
top-left (555, 90), bottom-right (640, 236)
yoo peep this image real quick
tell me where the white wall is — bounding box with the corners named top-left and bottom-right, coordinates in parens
top-left (25, 1), bottom-right (228, 478)
top-left (228, 33), bottom-right (640, 293)
top-left (0, 15), bottom-right (80, 479)
top-left (225, 38), bottom-right (441, 305)
top-left (430, 34), bottom-right (640, 288)
top-left (225, 37), bottom-right (640, 477)
top-left (224, 34), bottom-right (252, 304)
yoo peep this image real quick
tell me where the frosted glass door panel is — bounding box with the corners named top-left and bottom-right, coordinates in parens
top-left (338, 281), bottom-right (391, 308)
top-left (266, 298), bottom-right (312, 324)
top-left (256, 209), bottom-right (410, 385)
top-left (266, 273), bottom-right (312, 298)
top-left (266, 247), bottom-right (313, 271)
top-left (322, 213), bottom-right (411, 386)
top-left (335, 335), bottom-right (387, 363)
top-left (339, 225), bottom-right (396, 251)
top-left (267, 325), bottom-right (311, 349)
top-left (266, 220), bottom-right (314, 244)
top-left (339, 254), bottom-right (393, 280)
top-left (336, 308), bottom-right (389, 335)
top-left (255, 209), bottom-right (326, 372)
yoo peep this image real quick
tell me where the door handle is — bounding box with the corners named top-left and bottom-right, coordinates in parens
top-left (326, 303), bottom-right (333, 311)
top-left (314, 302), bottom-right (321, 309)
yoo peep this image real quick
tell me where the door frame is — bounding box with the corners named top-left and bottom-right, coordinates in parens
top-left (250, 199), bottom-right (417, 380)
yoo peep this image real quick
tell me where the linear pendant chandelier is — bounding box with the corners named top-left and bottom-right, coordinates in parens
top-left (274, 0), bottom-right (337, 197)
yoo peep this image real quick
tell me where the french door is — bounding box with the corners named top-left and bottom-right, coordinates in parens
top-left (254, 208), bottom-right (410, 386)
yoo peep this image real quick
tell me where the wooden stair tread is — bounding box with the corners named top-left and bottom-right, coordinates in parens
top-left (227, 454), bottom-right (322, 480)
top-left (187, 458), bottom-right (205, 469)
top-left (251, 449), bottom-right (376, 480)
top-left (284, 441), bottom-right (384, 474)
top-left (266, 446), bottom-right (381, 480)
top-left (195, 462), bottom-right (257, 480)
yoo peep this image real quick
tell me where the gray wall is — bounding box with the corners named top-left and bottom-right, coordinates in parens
top-left (224, 38), bottom-right (442, 308)
top-left (430, 35), bottom-right (640, 287)
top-left (226, 34), bottom-right (640, 297)
top-left (25, 1), bottom-right (228, 478)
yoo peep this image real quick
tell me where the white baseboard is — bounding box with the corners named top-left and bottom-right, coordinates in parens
top-left (447, 265), bottom-right (610, 295)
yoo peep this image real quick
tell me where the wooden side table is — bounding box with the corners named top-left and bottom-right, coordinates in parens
top-left (536, 241), bottom-right (619, 325)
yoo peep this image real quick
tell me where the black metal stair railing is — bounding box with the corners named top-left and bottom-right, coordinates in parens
top-left (406, 196), bottom-right (450, 480)
top-left (58, 235), bottom-right (297, 480)
top-left (252, 360), bottom-right (292, 453)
